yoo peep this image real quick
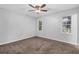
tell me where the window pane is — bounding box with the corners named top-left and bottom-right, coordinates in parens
top-left (62, 16), bottom-right (71, 33)
top-left (39, 20), bottom-right (42, 31)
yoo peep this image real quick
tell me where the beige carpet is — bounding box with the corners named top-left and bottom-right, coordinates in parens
top-left (0, 37), bottom-right (79, 54)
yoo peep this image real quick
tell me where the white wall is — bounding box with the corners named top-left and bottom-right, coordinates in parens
top-left (0, 9), bottom-right (36, 45)
top-left (37, 8), bottom-right (79, 45)
top-left (71, 14), bottom-right (77, 45)
top-left (77, 11), bottom-right (79, 45)
top-left (0, 9), bottom-right (8, 44)
top-left (0, 7), bottom-right (79, 45)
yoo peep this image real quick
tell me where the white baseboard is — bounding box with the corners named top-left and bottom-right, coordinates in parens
top-left (0, 36), bottom-right (36, 45)
top-left (37, 36), bottom-right (78, 45)
top-left (0, 36), bottom-right (78, 46)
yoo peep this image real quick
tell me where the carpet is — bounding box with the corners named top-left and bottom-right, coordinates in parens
top-left (0, 36), bottom-right (79, 54)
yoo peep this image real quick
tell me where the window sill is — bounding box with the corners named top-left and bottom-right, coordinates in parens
top-left (62, 32), bottom-right (72, 35)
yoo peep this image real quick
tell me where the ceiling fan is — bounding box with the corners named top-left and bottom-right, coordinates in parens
top-left (28, 4), bottom-right (47, 13)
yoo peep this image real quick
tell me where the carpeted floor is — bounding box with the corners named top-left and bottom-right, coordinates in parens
top-left (0, 36), bottom-right (79, 54)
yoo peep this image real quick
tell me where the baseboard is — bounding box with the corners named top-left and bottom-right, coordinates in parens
top-left (37, 36), bottom-right (78, 46)
top-left (0, 36), bottom-right (36, 45)
top-left (0, 36), bottom-right (78, 47)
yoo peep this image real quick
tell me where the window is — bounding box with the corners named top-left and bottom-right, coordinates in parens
top-left (62, 16), bottom-right (71, 33)
top-left (38, 20), bottom-right (42, 31)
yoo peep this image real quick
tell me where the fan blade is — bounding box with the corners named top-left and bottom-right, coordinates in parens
top-left (28, 10), bottom-right (35, 11)
top-left (41, 10), bottom-right (47, 12)
top-left (29, 4), bottom-right (35, 8)
top-left (41, 4), bottom-right (46, 8)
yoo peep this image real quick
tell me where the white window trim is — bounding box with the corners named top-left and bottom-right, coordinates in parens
top-left (62, 15), bottom-right (72, 34)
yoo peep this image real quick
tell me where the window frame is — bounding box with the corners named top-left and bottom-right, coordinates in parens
top-left (62, 15), bottom-right (72, 34)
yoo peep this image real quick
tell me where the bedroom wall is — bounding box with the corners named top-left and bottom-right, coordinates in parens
top-left (77, 11), bottom-right (79, 45)
top-left (0, 7), bottom-right (79, 45)
top-left (0, 9), bottom-right (8, 44)
top-left (0, 9), bottom-right (36, 45)
top-left (37, 7), bottom-right (79, 45)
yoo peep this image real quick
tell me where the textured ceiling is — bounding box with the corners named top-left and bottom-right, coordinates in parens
top-left (0, 4), bottom-right (79, 17)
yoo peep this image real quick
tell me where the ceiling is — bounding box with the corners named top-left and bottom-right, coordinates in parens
top-left (0, 4), bottom-right (79, 17)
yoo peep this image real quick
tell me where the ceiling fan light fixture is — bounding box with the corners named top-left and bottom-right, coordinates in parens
top-left (35, 10), bottom-right (41, 13)
top-left (28, 4), bottom-right (47, 14)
